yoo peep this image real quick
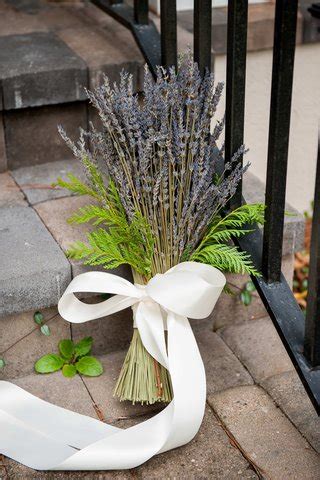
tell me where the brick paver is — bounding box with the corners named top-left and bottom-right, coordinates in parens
top-left (134, 406), bottom-right (258, 479)
top-left (195, 328), bottom-right (254, 394)
top-left (11, 159), bottom-right (85, 205)
top-left (0, 309), bottom-right (70, 380)
top-left (0, 172), bottom-right (26, 207)
top-left (262, 370), bottom-right (320, 453)
top-left (219, 317), bottom-right (294, 382)
top-left (208, 385), bottom-right (320, 480)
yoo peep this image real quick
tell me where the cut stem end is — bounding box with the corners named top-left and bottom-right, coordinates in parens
top-left (113, 329), bottom-right (173, 405)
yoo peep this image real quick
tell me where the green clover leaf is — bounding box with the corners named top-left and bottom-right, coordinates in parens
top-left (240, 290), bottom-right (252, 306)
top-left (0, 357), bottom-right (6, 369)
top-left (74, 337), bottom-right (93, 358)
top-left (62, 364), bottom-right (77, 378)
top-left (76, 356), bottom-right (103, 377)
top-left (34, 311), bottom-right (44, 325)
top-left (59, 339), bottom-right (74, 360)
top-left (35, 354), bottom-right (64, 373)
top-left (40, 324), bottom-right (51, 336)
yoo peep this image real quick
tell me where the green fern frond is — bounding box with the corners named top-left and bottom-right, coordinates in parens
top-left (190, 243), bottom-right (261, 277)
top-left (200, 203), bottom-right (265, 246)
top-left (66, 211), bottom-right (154, 278)
top-left (203, 228), bottom-right (254, 244)
top-left (68, 204), bottom-right (127, 229)
top-left (67, 230), bottom-right (130, 270)
top-left (213, 203), bottom-right (265, 229)
top-left (187, 203), bottom-right (265, 276)
top-left (54, 174), bottom-right (99, 199)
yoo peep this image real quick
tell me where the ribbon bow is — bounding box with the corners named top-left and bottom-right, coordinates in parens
top-left (0, 262), bottom-right (225, 471)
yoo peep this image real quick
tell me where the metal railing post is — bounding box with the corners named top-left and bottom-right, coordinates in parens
top-left (262, 0), bottom-right (298, 283)
top-left (304, 137), bottom-right (320, 366)
top-left (225, 0), bottom-right (248, 210)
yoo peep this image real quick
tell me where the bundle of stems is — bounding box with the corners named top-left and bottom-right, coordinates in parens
top-left (57, 53), bottom-right (264, 404)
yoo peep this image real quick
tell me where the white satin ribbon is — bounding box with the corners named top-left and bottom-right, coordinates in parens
top-left (0, 261), bottom-right (225, 471)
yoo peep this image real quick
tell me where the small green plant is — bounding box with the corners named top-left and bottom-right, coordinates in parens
top-left (239, 280), bottom-right (256, 306)
top-left (34, 311), bottom-right (51, 336)
top-left (0, 357), bottom-right (6, 369)
top-left (35, 336), bottom-right (103, 378)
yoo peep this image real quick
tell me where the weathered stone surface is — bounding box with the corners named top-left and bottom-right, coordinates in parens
top-left (3, 460), bottom-right (131, 480)
top-left (0, 206), bottom-right (71, 315)
top-left (262, 370), bottom-right (320, 453)
top-left (11, 158), bottom-right (85, 205)
top-left (82, 351), bottom-right (162, 424)
top-left (0, 312), bottom-right (70, 380)
top-left (219, 317), bottom-right (293, 382)
top-left (0, 172), bottom-right (26, 207)
top-left (35, 195), bottom-right (132, 280)
top-left (243, 172), bottom-right (305, 254)
top-left (13, 369), bottom-right (95, 417)
top-left (72, 307), bottom-right (133, 357)
top-left (135, 406), bottom-right (258, 479)
top-left (0, 306), bottom-right (57, 352)
top-left (0, 113), bottom-right (7, 172)
top-left (5, 102), bottom-right (87, 169)
top-left (58, 20), bottom-right (141, 90)
top-left (0, 32), bottom-right (87, 110)
top-left (35, 194), bottom-right (95, 250)
top-left (194, 328), bottom-right (254, 395)
top-left (0, 0), bottom-right (47, 37)
top-left (208, 385), bottom-right (320, 480)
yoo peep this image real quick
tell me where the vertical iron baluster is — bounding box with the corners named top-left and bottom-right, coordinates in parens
top-left (262, 0), bottom-right (298, 283)
top-left (134, 0), bottom-right (149, 25)
top-left (225, 0), bottom-right (248, 209)
top-left (194, 0), bottom-right (212, 75)
top-left (160, 0), bottom-right (177, 69)
top-left (305, 137), bottom-right (320, 366)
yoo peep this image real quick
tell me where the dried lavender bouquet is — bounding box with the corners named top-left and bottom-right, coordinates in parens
top-left (57, 53), bottom-right (264, 405)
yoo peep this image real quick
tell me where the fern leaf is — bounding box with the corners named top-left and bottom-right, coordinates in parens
top-left (191, 243), bottom-right (261, 276)
top-left (203, 228), bottom-right (254, 244)
top-left (67, 204), bottom-right (126, 228)
top-left (55, 174), bottom-right (99, 199)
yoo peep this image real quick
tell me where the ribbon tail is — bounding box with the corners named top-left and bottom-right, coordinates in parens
top-left (160, 312), bottom-right (206, 452)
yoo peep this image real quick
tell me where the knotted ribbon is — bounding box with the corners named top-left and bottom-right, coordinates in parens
top-left (0, 261), bottom-right (225, 470)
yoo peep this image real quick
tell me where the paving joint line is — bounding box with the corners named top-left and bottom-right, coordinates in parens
top-left (0, 311), bottom-right (59, 357)
top-left (206, 400), bottom-right (266, 479)
top-left (214, 320), bottom-right (319, 454)
top-left (257, 378), bottom-right (319, 454)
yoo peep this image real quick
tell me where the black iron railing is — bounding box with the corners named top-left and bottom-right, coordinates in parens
top-left (90, 0), bottom-right (320, 414)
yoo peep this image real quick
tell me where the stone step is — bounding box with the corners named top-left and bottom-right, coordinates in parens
top-left (0, 0), bottom-right (143, 171)
top-left (0, 160), bottom-right (304, 317)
